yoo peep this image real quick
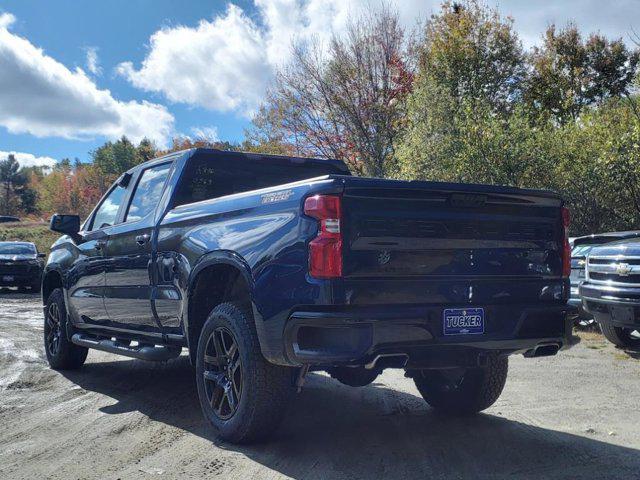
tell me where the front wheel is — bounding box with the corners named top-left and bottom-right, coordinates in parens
top-left (412, 355), bottom-right (508, 415)
top-left (44, 288), bottom-right (88, 370)
top-left (600, 322), bottom-right (640, 349)
top-left (195, 302), bottom-right (295, 443)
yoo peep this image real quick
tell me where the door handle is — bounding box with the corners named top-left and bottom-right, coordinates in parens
top-left (95, 240), bottom-right (106, 250)
top-left (136, 234), bottom-right (150, 246)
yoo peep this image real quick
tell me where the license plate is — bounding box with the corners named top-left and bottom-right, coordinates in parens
top-left (610, 306), bottom-right (634, 323)
top-left (443, 308), bottom-right (485, 335)
top-left (2, 275), bottom-right (14, 282)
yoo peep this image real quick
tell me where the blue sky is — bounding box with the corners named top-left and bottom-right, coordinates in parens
top-left (0, 0), bottom-right (639, 168)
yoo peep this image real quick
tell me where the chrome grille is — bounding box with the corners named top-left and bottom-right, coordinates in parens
top-left (587, 256), bottom-right (640, 286)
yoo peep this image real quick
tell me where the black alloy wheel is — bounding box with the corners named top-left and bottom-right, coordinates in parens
top-left (203, 326), bottom-right (243, 420)
top-left (45, 301), bottom-right (62, 356)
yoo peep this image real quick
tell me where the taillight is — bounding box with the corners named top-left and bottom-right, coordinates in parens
top-left (561, 206), bottom-right (571, 277)
top-left (304, 194), bottom-right (342, 278)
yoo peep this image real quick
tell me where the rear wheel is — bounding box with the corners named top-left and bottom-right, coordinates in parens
top-left (600, 322), bottom-right (640, 349)
top-left (195, 302), bottom-right (294, 443)
top-left (44, 288), bottom-right (88, 370)
top-left (413, 355), bottom-right (508, 415)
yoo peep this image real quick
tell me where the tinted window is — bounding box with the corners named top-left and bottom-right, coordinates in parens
top-left (125, 163), bottom-right (171, 222)
top-left (173, 155), bottom-right (345, 207)
top-left (571, 245), bottom-right (596, 257)
top-left (0, 243), bottom-right (35, 254)
top-left (91, 184), bottom-right (127, 230)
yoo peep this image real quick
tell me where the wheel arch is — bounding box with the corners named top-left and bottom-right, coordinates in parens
top-left (42, 268), bottom-right (64, 305)
top-left (185, 251), bottom-right (257, 364)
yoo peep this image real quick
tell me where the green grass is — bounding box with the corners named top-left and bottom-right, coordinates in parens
top-left (0, 222), bottom-right (61, 255)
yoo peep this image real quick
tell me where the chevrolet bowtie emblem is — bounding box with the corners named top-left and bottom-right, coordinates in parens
top-left (615, 263), bottom-right (632, 276)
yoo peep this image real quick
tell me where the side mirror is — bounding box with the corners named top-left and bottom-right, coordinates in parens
top-left (50, 214), bottom-right (81, 239)
top-left (37, 252), bottom-right (46, 258)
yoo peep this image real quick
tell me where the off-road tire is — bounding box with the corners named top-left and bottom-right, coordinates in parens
top-left (329, 366), bottom-right (380, 387)
top-left (44, 288), bottom-right (88, 370)
top-left (413, 355), bottom-right (508, 415)
top-left (600, 322), bottom-right (640, 349)
top-left (195, 302), bottom-right (295, 443)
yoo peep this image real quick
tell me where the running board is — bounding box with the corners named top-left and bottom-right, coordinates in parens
top-left (71, 333), bottom-right (182, 362)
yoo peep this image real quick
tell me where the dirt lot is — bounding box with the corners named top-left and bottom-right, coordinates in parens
top-left (0, 293), bottom-right (639, 480)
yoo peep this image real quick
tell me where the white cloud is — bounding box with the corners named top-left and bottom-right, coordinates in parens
top-left (84, 46), bottom-right (101, 76)
top-left (117, 1), bottom-right (431, 116)
top-left (0, 150), bottom-right (57, 170)
top-left (0, 12), bottom-right (15, 28)
top-left (0, 13), bottom-right (174, 147)
top-left (117, 4), bottom-right (270, 116)
top-left (117, 0), bottom-right (640, 117)
top-left (191, 126), bottom-right (219, 141)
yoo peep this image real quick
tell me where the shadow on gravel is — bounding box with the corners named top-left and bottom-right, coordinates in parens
top-left (62, 357), bottom-right (640, 479)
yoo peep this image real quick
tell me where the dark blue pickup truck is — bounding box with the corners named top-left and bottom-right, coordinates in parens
top-left (43, 148), bottom-right (572, 443)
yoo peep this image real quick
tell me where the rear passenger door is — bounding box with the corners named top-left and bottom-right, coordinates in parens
top-left (103, 162), bottom-right (172, 331)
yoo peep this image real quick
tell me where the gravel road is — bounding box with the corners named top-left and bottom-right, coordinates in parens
top-left (0, 292), bottom-right (639, 480)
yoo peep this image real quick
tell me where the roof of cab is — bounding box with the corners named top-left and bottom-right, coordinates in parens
top-left (138, 148), bottom-right (350, 174)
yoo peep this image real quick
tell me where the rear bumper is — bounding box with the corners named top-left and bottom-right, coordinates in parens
top-left (275, 303), bottom-right (572, 368)
top-left (580, 283), bottom-right (640, 329)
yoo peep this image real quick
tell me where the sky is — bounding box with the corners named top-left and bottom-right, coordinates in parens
top-left (0, 0), bottom-right (639, 169)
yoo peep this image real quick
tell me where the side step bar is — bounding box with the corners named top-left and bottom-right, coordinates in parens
top-left (71, 333), bottom-right (182, 362)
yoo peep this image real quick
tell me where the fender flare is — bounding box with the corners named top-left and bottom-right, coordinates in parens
top-left (41, 266), bottom-right (65, 303)
top-left (187, 250), bottom-right (254, 293)
top-left (184, 250), bottom-right (260, 353)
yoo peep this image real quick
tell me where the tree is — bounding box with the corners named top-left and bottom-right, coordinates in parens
top-left (419, 0), bottom-right (525, 115)
top-left (0, 154), bottom-right (34, 215)
top-left (137, 138), bottom-right (158, 163)
top-left (242, 104), bottom-right (299, 156)
top-left (250, 6), bottom-right (416, 176)
top-left (396, 0), bottom-right (527, 181)
top-left (89, 136), bottom-right (160, 192)
top-left (91, 136), bottom-right (141, 189)
top-left (525, 24), bottom-right (639, 124)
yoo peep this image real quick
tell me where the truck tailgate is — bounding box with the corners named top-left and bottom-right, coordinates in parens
top-left (338, 178), bottom-right (565, 305)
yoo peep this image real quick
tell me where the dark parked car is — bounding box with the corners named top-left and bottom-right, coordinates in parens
top-left (0, 215), bottom-right (20, 223)
top-left (580, 238), bottom-right (640, 349)
top-left (569, 231), bottom-right (640, 326)
top-left (0, 241), bottom-right (45, 292)
top-left (43, 148), bottom-right (572, 443)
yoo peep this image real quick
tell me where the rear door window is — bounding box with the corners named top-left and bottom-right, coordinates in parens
top-left (125, 163), bottom-right (172, 222)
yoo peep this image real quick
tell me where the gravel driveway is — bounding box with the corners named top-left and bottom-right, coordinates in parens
top-left (0, 292), bottom-right (639, 479)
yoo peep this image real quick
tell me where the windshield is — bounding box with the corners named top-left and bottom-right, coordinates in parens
top-left (0, 243), bottom-right (36, 255)
top-left (571, 244), bottom-right (596, 258)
